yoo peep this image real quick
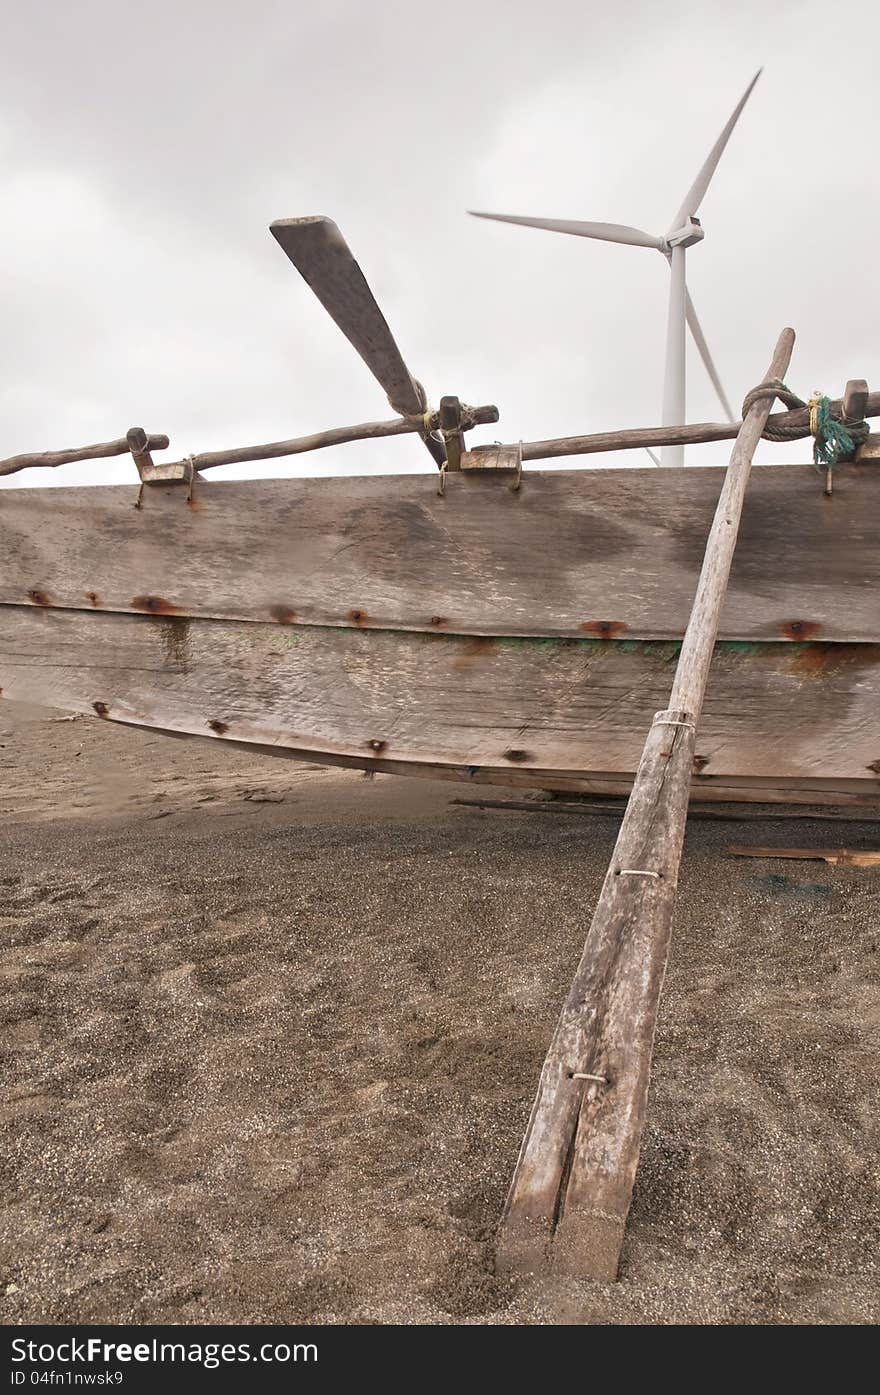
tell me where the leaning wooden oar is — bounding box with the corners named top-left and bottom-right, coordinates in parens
top-left (270, 216), bottom-right (446, 468)
top-left (497, 327), bottom-right (796, 1283)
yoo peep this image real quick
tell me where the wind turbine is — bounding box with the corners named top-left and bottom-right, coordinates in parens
top-left (469, 70), bottom-right (762, 466)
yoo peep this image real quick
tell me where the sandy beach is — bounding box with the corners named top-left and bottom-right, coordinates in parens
top-left (1, 697), bottom-right (877, 1325)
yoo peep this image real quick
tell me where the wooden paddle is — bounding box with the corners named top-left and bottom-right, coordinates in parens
top-left (270, 216), bottom-right (446, 468)
top-left (496, 327), bottom-right (796, 1282)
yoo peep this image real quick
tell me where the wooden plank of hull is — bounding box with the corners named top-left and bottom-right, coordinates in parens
top-left (135, 732), bottom-right (880, 807)
top-left (2, 462), bottom-right (879, 641)
top-left (1, 607), bottom-right (879, 782)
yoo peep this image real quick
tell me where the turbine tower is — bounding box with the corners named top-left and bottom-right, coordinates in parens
top-left (469, 70), bottom-right (762, 466)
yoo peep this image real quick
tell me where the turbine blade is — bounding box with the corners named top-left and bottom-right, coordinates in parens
top-left (670, 69), bottom-right (762, 228)
top-left (270, 216), bottom-right (445, 466)
top-left (468, 211), bottom-right (663, 249)
top-left (685, 291), bottom-right (735, 422)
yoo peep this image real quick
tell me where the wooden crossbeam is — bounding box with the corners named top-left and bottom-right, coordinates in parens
top-left (519, 383), bottom-right (878, 463)
top-left (0, 432), bottom-right (169, 480)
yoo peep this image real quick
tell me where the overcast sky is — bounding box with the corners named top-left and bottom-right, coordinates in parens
top-left (1, 0), bottom-right (877, 488)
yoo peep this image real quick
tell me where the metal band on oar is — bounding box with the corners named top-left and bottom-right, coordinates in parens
top-left (495, 328), bottom-right (796, 1284)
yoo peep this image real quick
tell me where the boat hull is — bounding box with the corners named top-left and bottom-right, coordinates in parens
top-left (2, 605), bottom-right (879, 807)
top-left (2, 464), bottom-right (878, 806)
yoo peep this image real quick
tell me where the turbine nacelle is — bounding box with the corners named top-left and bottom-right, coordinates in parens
top-left (664, 216), bottom-right (704, 252)
top-left (468, 68), bottom-right (762, 461)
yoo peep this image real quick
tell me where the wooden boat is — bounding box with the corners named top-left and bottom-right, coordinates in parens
top-left (1, 220), bottom-right (878, 807)
top-left (2, 218), bottom-right (878, 1283)
top-left (2, 457), bottom-right (880, 808)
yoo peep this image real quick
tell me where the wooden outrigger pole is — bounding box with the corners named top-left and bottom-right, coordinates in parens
top-left (3, 391), bottom-right (875, 482)
top-left (496, 327), bottom-right (796, 1282)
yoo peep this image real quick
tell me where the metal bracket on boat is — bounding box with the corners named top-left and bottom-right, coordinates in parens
top-left (855, 433), bottom-right (880, 463)
top-left (436, 395), bottom-right (521, 489)
top-left (127, 427), bottom-right (194, 486)
top-left (460, 441), bottom-right (523, 490)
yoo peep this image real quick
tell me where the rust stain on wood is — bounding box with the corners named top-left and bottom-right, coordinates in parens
top-left (781, 619), bottom-right (820, 641)
top-left (789, 642), bottom-right (880, 678)
top-left (579, 620), bottom-right (628, 639)
top-left (269, 604), bottom-right (298, 624)
top-left (27, 588), bottom-right (51, 606)
top-left (84, 591), bottom-right (101, 607)
top-left (453, 637), bottom-right (497, 669)
top-left (159, 617), bottom-right (191, 671)
top-left (430, 615), bottom-right (448, 629)
top-left (348, 608), bottom-right (369, 625)
top-left (131, 595), bottom-right (180, 615)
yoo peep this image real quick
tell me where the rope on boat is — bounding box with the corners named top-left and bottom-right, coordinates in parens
top-left (742, 379), bottom-right (869, 470)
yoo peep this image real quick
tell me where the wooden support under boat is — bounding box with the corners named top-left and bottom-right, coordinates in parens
top-left (496, 328), bottom-right (796, 1282)
top-left (727, 845), bottom-right (880, 867)
top-left (452, 797), bottom-right (880, 824)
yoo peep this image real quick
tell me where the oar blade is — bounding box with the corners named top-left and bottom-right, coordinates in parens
top-left (271, 216), bottom-right (425, 418)
top-left (271, 216), bottom-right (444, 466)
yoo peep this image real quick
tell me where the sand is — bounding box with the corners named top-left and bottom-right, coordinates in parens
top-left (0, 698), bottom-right (877, 1325)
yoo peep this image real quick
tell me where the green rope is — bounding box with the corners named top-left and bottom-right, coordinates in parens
top-left (809, 395), bottom-right (855, 470)
top-left (740, 380), bottom-right (869, 479)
